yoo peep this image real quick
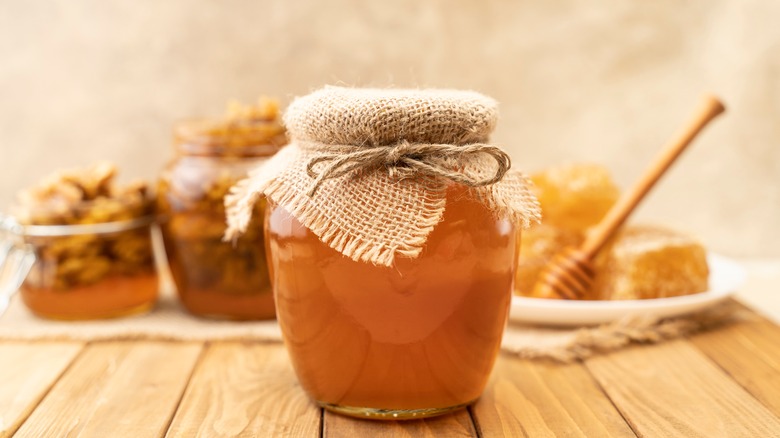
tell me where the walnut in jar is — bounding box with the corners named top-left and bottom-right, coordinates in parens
top-left (157, 97), bottom-right (286, 320)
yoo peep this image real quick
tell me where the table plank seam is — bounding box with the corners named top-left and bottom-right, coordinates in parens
top-left (9, 342), bottom-right (87, 437)
top-left (466, 404), bottom-right (482, 438)
top-left (585, 338), bottom-right (780, 436)
top-left (581, 360), bottom-right (641, 437)
top-left (161, 341), bottom-right (210, 438)
top-left (318, 407), bottom-right (324, 438)
top-left (6, 298), bottom-right (779, 437)
top-left (688, 337), bottom-right (780, 421)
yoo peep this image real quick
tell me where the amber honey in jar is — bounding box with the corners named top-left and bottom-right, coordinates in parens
top-left (266, 184), bottom-right (517, 417)
top-left (7, 163), bottom-right (158, 320)
top-left (157, 98), bottom-right (287, 320)
top-left (226, 88), bottom-right (540, 419)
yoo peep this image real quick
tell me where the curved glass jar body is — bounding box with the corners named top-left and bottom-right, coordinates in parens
top-left (157, 121), bottom-right (284, 320)
top-left (265, 185), bottom-right (517, 419)
top-left (18, 216), bottom-right (158, 320)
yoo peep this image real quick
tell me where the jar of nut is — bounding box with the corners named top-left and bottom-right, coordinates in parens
top-left (157, 97), bottom-right (287, 320)
top-left (5, 162), bottom-right (159, 320)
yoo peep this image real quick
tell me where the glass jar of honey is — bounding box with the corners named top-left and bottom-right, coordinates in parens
top-left (5, 163), bottom-right (158, 320)
top-left (226, 88), bottom-right (540, 419)
top-left (266, 184), bottom-right (517, 418)
top-left (157, 98), bottom-right (287, 320)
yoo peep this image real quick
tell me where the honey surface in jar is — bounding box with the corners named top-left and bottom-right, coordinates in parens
top-left (21, 268), bottom-right (157, 319)
top-left (266, 185), bottom-right (516, 415)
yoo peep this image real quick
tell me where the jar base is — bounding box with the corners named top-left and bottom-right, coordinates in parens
top-left (176, 289), bottom-right (276, 321)
top-left (319, 399), bottom-right (476, 421)
top-left (28, 300), bottom-right (155, 321)
top-left (183, 311), bottom-right (276, 322)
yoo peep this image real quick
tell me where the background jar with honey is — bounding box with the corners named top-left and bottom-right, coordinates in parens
top-left (17, 216), bottom-right (158, 320)
top-left (157, 99), bottom-right (287, 320)
top-left (5, 163), bottom-right (159, 320)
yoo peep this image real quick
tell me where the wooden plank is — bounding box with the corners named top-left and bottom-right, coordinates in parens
top-left (691, 308), bottom-right (780, 415)
top-left (472, 356), bottom-right (635, 437)
top-left (14, 341), bottom-right (202, 438)
top-left (585, 339), bottom-right (780, 437)
top-left (0, 342), bottom-right (84, 437)
top-left (166, 342), bottom-right (320, 438)
top-left (324, 409), bottom-right (476, 437)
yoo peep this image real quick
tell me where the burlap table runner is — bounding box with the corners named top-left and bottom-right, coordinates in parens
top-left (0, 288), bottom-right (739, 363)
top-left (0, 291), bottom-right (281, 342)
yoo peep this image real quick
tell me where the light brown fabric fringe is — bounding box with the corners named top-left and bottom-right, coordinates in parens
top-left (0, 292), bottom-right (740, 362)
top-left (500, 300), bottom-right (745, 363)
top-left (224, 87), bottom-right (541, 267)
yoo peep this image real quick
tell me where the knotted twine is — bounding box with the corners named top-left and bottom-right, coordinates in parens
top-left (303, 140), bottom-right (511, 196)
top-left (225, 87), bottom-right (540, 266)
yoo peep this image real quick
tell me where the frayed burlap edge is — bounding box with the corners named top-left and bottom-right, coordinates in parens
top-left (225, 143), bottom-right (297, 238)
top-left (264, 171), bottom-right (448, 267)
top-left (500, 300), bottom-right (746, 363)
top-left (226, 142), bottom-right (540, 267)
top-left (472, 170), bottom-right (541, 229)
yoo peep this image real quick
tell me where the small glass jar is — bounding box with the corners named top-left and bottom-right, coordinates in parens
top-left (158, 116), bottom-right (286, 320)
top-left (3, 202), bottom-right (159, 320)
top-left (265, 184), bottom-right (517, 419)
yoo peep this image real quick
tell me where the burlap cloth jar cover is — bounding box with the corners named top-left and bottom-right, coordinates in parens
top-left (225, 86), bottom-right (540, 264)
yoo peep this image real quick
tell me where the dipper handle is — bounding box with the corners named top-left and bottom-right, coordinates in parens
top-left (581, 95), bottom-right (725, 259)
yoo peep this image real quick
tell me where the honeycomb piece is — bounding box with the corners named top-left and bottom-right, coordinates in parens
top-left (592, 225), bottom-right (709, 300)
top-left (531, 163), bottom-right (620, 232)
top-left (514, 224), bottom-right (583, 297)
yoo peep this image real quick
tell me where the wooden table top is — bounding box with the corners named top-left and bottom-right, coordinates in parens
top-left (2, 299), bottom-right (779, 437)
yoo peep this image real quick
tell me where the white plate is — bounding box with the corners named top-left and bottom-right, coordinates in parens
top-left (509, 253), bottom-right (746, 327)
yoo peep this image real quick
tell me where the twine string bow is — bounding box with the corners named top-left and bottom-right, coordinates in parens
top-left (304, 141), bottom-right (511, 196)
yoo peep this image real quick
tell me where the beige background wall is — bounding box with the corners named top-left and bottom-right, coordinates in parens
top-left (1, 0), bottom-right (778, 256)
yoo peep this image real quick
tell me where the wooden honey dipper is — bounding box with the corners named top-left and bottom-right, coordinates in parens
top-left (532, 95), bottom-right (726, 300)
